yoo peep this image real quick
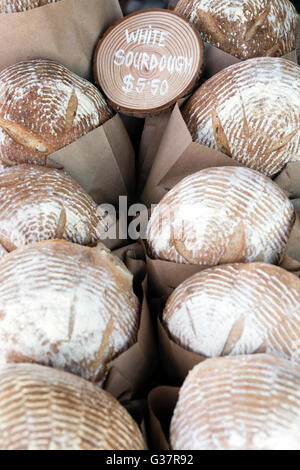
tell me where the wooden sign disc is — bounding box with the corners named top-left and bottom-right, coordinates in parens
top-left (94, 9), bottom-right (204, 117)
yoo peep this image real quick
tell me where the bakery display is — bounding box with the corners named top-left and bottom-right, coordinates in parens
top-left (0, 0), bottom-right (60, 13)
top-left (0, 240), bottom-right (140, 384)
top-left (171, 354), bottom-right (300, 450)
top-left (175, 0), bottom-right (296, 59)
top-left (163, 262), bottom-right (300, 360)
top-left (0, 59), bottom-right (113, 165)
top-left (147, 166), bottom-right (295, 265)
top-left (0, 363), bottom-right (145, 450)
top-left (182, 57), bottom-right (300, 176)
top-left (0, 164), bottom-right (112, 254)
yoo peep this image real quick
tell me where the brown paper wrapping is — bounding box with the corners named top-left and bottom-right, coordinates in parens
top-left (103, 243), bottom-right (159, 403)
top-left (203, 43), bottom-right (297, 78)
top-left (0, 0), bottom-right (122, 80)
top-left (146, 386), bottom-right (179, 450)
top-left (47, 113), bottom-right (135, 205)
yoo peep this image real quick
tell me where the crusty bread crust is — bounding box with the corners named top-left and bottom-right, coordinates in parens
top-left (0, 164), bottom-right (112, 254)
top-left (171, 354), bottom-right (300, 450)
top-left (164, 262), bottom-right (300, 360)
top-left (147, 166), bottom-right (295, 265)
top-left (0, 363), bottom-right (145, 450)
top-left (0, 240), bottom-right (140, 384)
top-left (0, 59), bottom-right (112, 165)
top-left (175, 0), bottom-right (296, 59)
top-left (183, 57), bottom-right (300, 177)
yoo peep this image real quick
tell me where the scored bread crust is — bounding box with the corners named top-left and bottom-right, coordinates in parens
top-left (175, 0), bottom-right (296, 59)
top-left (0, 164), bottom-right (112, 254)
top-left (0, 240), bottom-right (140, 384)
top-left (163, 262), bottom-right (300, 360)
top-left (0, 0), bottom-right (60, 13)
top-left (146, 166), bottom-right (295, 266)
top-left (0, 59), bottom-right (113, 165)
top-left (0, 363), bottom-right (146, 450)
top-left (171, 354), bottom-right (300, 450)
top-left (182, 57), bottom-right (300, 177)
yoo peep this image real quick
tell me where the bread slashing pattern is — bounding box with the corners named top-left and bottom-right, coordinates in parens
top-left (0, 59), bottom-right (112, 164)
top-left (0, 363), bottom-right (145, 450)
top-left (0, 240), bottom-right (140, 384)
top-left (164, 263), bottom-right (300, 360)
top-left (147, 167), bottom-right (295, 265)
top-left (0, 165), bottom-right (112, 254)
top-left (171, 354), bottom-right (300, 450)
top-left (175, 0), bottom-right (296, 59)
top-left (183, 58), bottom-right (300, 177)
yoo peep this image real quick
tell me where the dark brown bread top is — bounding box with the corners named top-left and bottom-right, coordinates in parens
top-left (0, 0), bottom-right (60, 13)
top-left (175, 0), bottom-right (296, 59)
top-left (0, 363), bottom-right (146, 450)
top-left (0, 59), bottom-right (113, 165)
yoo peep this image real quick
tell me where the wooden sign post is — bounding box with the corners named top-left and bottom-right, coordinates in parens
top-left (94, 9), bottom-right (204, 117)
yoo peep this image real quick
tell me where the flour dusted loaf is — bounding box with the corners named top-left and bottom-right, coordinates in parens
top-left (163, 263), bottom-right (300, 360)
top-left (171, 354), bottom-right (300, 450)
top-left (182, 57), bottom-right (300, 177)
top-left (0, 59), bottom-right (113, 165)
top-left (175, 0), bottom-right (296, 59)
top-left (0, 363), bottom-right (145, 450)
top-left (0, 0), bottom-right (60, 13)
top-left (0, 240), bottom-right (139, 384)
top-left (147, 166), bottom-right (295, 266)
top-left (0, 165), bottom-right (112, 255)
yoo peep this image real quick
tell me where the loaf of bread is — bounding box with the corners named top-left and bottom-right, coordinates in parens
top-left (182, 57), bottom-right (300, 177)
top-left (0, 59), bottom-right (113, 165)
top-left (171, 354), bottom-right (300, 450)
top-left (0, 164), bottom-right (112, 255)
top-left (0, 240), bottom-right (139, 384)
top-left (0, 1), bottom-right (60, 13)
top-left (164, 263), bottom-right (300, 360)
top-left (175, 0), bottom-right (296, 59)
top-left (0, 363), bottom-right (145, 450)
top-left (147, 167), bottom-right (295, 265)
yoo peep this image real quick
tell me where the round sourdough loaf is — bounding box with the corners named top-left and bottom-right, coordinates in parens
top-left (0, 363), bottom-right (146, 450)
top-left (163, 263), bottom-right (300, 360)
top-left (0, 164), bottom-right (112, 255)
top-left (0, 240), bottom-right (140, 384)
top-left (182, 57), bottom-right (300, 177)
top-left (170, 354), bottom-right (300, 450)
top-left (175, 0), bottom-right (296, 59)
top-left (0, 1), bottom-right (60, 13)
top-left (0, 59), bottom-right (113, 165)
top-left (146, 167), bottom-right (295, 266)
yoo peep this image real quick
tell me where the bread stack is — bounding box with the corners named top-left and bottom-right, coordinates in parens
top-left (0, 56), bottom-right (142, 449)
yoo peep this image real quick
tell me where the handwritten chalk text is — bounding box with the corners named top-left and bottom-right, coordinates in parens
top-left (114, 50), bottom-right (193, 74)
top-left (125, 26), bottom-right (168, 47)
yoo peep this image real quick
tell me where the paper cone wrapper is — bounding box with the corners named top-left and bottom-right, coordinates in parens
top-left (146, 386), bottom-right (179, 450)
top-left (45, 113), bottom-right (135, 206)
top-left (103, 243), bottom-right (159, 403)
top-left (0, 0), bottom-right (122, 80)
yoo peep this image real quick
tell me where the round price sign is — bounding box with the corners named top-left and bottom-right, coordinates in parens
top-left (94, 9), bottom-right (204, 117)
